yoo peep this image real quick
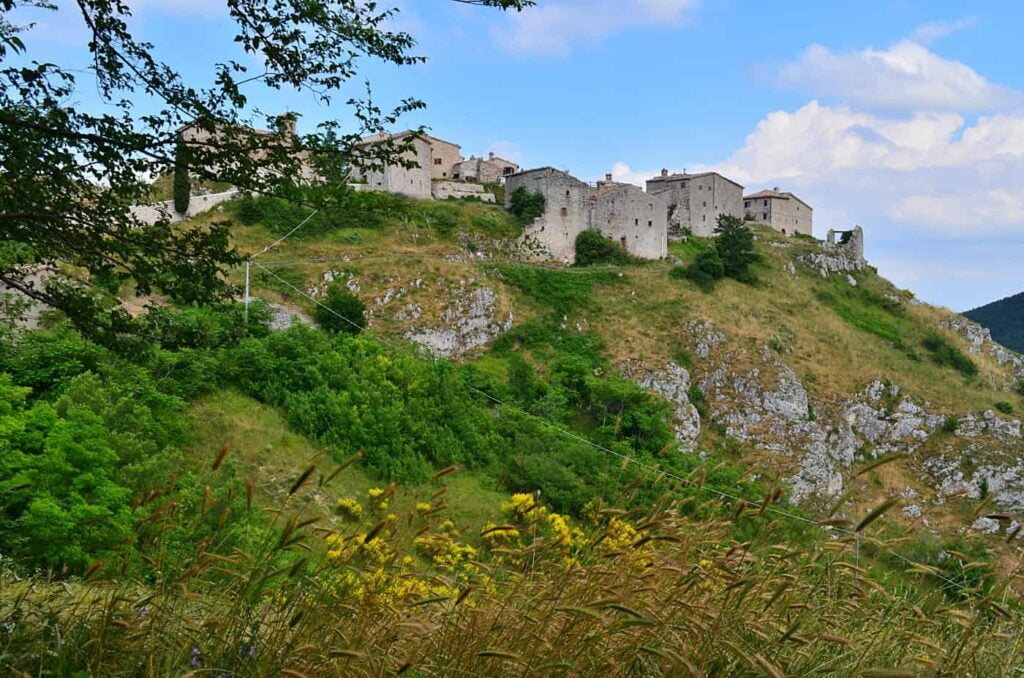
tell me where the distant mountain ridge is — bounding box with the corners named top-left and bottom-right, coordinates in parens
top-left (965, 291), bottom-right (1024, 353)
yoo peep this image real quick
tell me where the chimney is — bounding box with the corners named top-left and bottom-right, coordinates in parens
top-left (660, 168), bottom-right (668, 177)
top-left (605, 173), bottom-right (613, 182)
top-left (488, 151), bottom-right (495, 160)
top-left (773, 186), bottom-right (779, 191)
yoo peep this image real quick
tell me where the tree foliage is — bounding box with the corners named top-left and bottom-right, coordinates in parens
top-left (713, 215), bottom-right (760, 284)
top-left (574, 230), bottom-right (635, 267)
top-left (315, 282), bottom-right (366, 335)
top-left (0, 0), bottom-right (527, 340)
top-left (508, 187), bottom-right (546, 224)
top-left (172, 140), bottom-right (191, 214)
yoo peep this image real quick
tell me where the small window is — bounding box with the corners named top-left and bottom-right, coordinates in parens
top-left (763, 212), bottom-right (768, 220)
top-left (763, 199), bottom-right (768, 206)
top-left (434, 158), bottom-right (443, 165)
top-left (702, 215), bottom-right (706, 221)
top-left (782, 228), bottom-right (787, 234)
top-left (442, 172), bottom-right (447, 177)
top-left (703, 201), bottom-right (706, 207)
top-left (647, 220), bottom-right (652, 227)
top-left (560, 207), bottom-right (568, 217)
top-left (565, 190), bottom-right (571, 198)
top-left (634, 218), bottom-right (639, 226)
top-left (744, 201), bottom-right (750, 208)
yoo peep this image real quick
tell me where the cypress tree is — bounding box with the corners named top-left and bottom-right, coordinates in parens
top-left (173, 140), bottom-right (191, 214)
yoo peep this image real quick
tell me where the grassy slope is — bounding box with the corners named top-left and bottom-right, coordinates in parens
top-left (184, 390), bottom-right (505, 537)
top-left (168, 197), bottom-right (1024, 551)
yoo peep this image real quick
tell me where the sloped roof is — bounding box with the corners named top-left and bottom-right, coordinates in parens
top-left (744, 189), bottom-right (812, 210)
top-left (646, 171), bottom-right (744, 190)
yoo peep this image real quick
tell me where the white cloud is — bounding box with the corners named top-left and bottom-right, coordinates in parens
top-left (778, 40), bottom-right (1021, 111)
top-left (707, 100), bottom-right (1024, 237)
top-left (910, 16), bottom-right (978, 45)
top-left (493, 0), bottom-right (698, 55)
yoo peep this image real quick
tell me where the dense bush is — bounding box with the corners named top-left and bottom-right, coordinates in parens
top-left (574, 230), bottom-right (636, 267)
top-left (314, 282), bottom-right (366, 335)
top-left (508, 187), bottom-right (545, 224)
top-left (677, 248), bottom-right (724, 291)
top-left (995, 400), bottom-right (1014, 414)
top-left (713, 215), bottom-right (759, 284)
top-left (922, 331), bottom-right (978, 377)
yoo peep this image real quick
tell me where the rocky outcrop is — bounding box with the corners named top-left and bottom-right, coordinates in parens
top-left (844, 381), bottom-right (944, 455)
top-left (797, 250), bottom-right (867, 277)
top-left (620, 360), bottom-right (701, 445)
top-left (405, 285), bottom-right (513, 359)
top-left (943, 316), bottom-right (1024, 377)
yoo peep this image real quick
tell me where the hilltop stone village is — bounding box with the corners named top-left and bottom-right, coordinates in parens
top-left (350, 130), bottom-right (832, 264)
top-left (148, 120), bottom-right (858, 266)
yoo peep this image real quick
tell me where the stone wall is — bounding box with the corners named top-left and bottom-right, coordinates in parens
top-left (130, 188), bottom-right (239, 226)
top-left (506, 168), bottom-right (592, 262)
top-left (453, 157), bottom-right (504, 184)
top-left (353, 137), bottom-right (433, 199)
top-left (744, 191), bottom-right (812, 236)
top-left (507, 168), bottom-right (669, 263)
top-left (432, 181), bottom-right (496, 203)
top-left (646, 172), bottom-right (744, 238)
top-left (591, 180), bottom-right (668, 260)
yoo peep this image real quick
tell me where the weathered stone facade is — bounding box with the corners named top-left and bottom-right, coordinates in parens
top-left (351, 131), bottom-right (433, 199)
top-left (645, 170), bottom-right (744, 239)
top-left (744, 187), bottom-right (813, 236)
top-left (505, 167), bottom-right (667, 263)
top-left (452, 152), bottom-right (520, 184)
top-left (423, 134), bottom-right (463, 180)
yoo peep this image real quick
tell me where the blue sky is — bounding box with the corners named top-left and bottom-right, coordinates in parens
top-left (21, 0), bottom-right (1024, 311)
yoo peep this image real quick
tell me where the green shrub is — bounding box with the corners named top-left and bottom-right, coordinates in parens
top-left (314, 282), bottom-right (366, 335)
top-left (922, 331), bottom-right (978, 377)
top-left (941, 416), bottom-right (960, 433)
top-left (687, 384), bottom-right (709, 418)
top-left (1015, 379), bottom-right (1024, 396)
top-left (995, 401), bottom-right (1014, 414)
top-left (678, 248), bottom-right (724, 291)
top-left (508, 187), bottom-right (545, 224)
top-left (574, 230), bottom-right (635, 267)
top-left (173, 140), bottom-right (191, 214)
top-left (713, 215), bottom-right (759, 284)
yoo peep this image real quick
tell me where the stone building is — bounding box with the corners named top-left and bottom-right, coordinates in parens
top-left (744, 188), bottom-right (813, 236)
top-left (179, 112), bottom-right (316, 181)
top-left (351, 130), bottom-right (433, 199)
top-left (645, 170), bottom-right (744, 239)
top-left (505, 167), bottom-right (667, 263)
top-left (452, 152), bottom-right (520, 183)
top-left (423, 134), bottom-right (463, 180)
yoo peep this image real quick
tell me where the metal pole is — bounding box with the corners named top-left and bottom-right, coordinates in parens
top-left (244, 260), bottom-right (251, 322)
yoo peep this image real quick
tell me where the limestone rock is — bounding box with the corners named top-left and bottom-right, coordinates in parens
top-left (405, 286), bottom-right (513, 359)
top-left (620, 360), bottom-right (701, 445)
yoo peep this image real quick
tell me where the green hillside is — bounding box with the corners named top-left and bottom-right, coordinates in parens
top-left (4, 192), bottom-right (1024, 675)
top-left (965, 290), bottom-right (1024, 353)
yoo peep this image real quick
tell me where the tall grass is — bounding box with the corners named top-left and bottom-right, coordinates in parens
top-left (2, 451), bottom-right (1022, 677)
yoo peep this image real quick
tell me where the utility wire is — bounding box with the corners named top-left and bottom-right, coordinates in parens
top-left (251, 209), bottom-right (320, 259)
top-left (252, 261), bottom-right (968, 589)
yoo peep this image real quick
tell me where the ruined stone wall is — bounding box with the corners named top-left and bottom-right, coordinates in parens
top-left (506, 169), bottom-right (590, 262)
top-left (432, 181), bottom-right (496, 203)
top-left (590, 183), bottom-right (668, 260)
top-left (646, 178), bottom-right (684, 240)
